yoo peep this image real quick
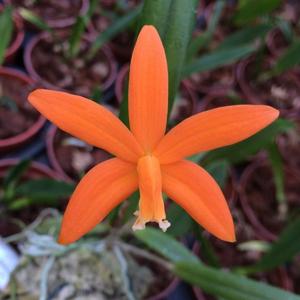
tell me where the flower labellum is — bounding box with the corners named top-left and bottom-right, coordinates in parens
top-left (28, 25), bottom-right (279, 245)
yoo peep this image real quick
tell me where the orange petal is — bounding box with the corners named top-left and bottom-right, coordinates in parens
top-left (129, 25), bottom-right (168, 152)
top-left (154, 105), bottom-right (279, 164)
top-left (28, 89), bottom-right (143, 162)
top-left (161, 160), bottom-right (235, 242)
top-left (58, 158), bottom-right (138, 245)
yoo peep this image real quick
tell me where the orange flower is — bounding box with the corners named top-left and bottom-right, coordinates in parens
top-left (28, 25), bottom-right (279, 245)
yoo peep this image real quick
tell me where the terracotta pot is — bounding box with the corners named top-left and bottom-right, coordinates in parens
top-left (236, 57), bottom-right (300, 119)
top-left (24, 32), bottom-right (118, 97)
top-left (115, 64), bottom-right (198, 121)
top-left (46, 125), bottom-right (112, 182)
top-left (237, 156), bottom-right (298, 242)
top-left (5, 0), bottom-right (89, 29)
top-left (0, 4), bottom-right (24, 64)
top-left (0, 158), bottom-right (63, 236)
top-left (0, 67), bottom-right (46, 152)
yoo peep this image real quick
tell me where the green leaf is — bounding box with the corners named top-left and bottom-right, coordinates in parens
top-left (166, 203), bottom-right (193, 237)
top-left (234, 0), bottom-right (281, 24)
top-left (68, 0), bottom-right (100, 58)
top-left (238, 217), bottom-right (300, 275)
top-left (206, 160), bottom-right (230, 189)
top-left (134, 227), bottom-right (198, 264)
top-left (175, 261), bottom-right (300, 300)
top-left (267, 143), bottom-right (285, 204)
top-left (88, 5), bottom-right (142, 59)
top-left (3, 160), bottom-right (30, 190)
top-left (137, 0), bottom-right (172, 38)
top-left (183, 44), bottom-right (256, 76)
top-left (0, 5), bottom-right (13, 65)
top-left (273, 39), bottom-right (300, 75)
top-left (187, 0), bottom-right (225, 58)
top-left (164, 0), bottom-right (198, 115)
top-left (203, 119), bottom-right (293, 165)
top-left (18, 8), bottom-right (52, 32)
top-left (217, 24), bottom-right (272, 50)
top-left (15, 179), bottom-right (74, 201)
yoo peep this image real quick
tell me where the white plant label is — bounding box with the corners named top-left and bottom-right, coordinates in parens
top-left (0, 239), bottom-right (20, 290)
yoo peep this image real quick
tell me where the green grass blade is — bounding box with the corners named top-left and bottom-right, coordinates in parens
top-left (176, 261), bottom-right (300, 300)
top-left (0, 5), bottom-right (13, 65)
top-left (164, 0), bottom-right (198, 115)
top-left (134, 227), bottom-right (198, 264)
top-left (88, 5), bottom-right (142, 59)
top-left (183, 44), bottom-right (256, 76)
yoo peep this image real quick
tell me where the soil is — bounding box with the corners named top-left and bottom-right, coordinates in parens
top-left (188, 66), bottom-right (235, 96)
top-left (53, 129), bottom-right (112, 181)
top-left (239, 59), bottom-right (300, 116)
top-left (28, 34), bottom-right (114, 97)
top-left (10, 0), bottom-right (83, 23)
top-left (0, 72), bottom-right (38, 140)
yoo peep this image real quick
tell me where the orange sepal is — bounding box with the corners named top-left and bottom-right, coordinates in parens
top-left (28, 89), bottom-right (143, 162)
top-left (155, 105), bottom-right (279, 164)
top-left (162, 160), bottom-right (235, 242)
top-left (58, 158), bottom-right (138, 245)
top-left (129, 25), bottom-right (168, 152)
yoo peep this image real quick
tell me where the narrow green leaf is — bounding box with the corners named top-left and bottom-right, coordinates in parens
top-left (68, 16), bottom-right (86, 58)
top-left (15, 179), bottom-right (74, 201)
top-left (0, 5), bottom-right (13, 65)
top-left (137, 0), bottom-right (172, 38)
top-left (183, 44), bottom-right (256, 76)
top-left (164, 0), bottom-right (198, 115)
top-left (187, 0), bottom-right (225, 58)
top-left (206, 160), bottom-right (230, 189)
top-left (203, 119), bottom-right (293, 165)
top-left (3, 160), bottom-right (30, 189)
top-left (88, 5), bottom-right (142, 59)
top-left (239, 217), bottom-right (300, 275)
top-left (218, 24), bottom-right (272, 50)
top-left (273, 39), bottom-right (300, 74)
top-left (166, 203), bottom-right (193, 237)
top-left (68, 0), bottom-right (99, 58)
top-left (267, 143), bottom-right (285, 204)
top-left (234, 0), bottom-right (281, 24)
top-left (134, 227), bottom-right (198, 264)
top-left (175, 261), bottom-right (300, 300)
top-left (18, 8), bottom-right (52, 32)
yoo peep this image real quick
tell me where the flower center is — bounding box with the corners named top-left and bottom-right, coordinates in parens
top-left (132, 155), bottom-right (170, 232)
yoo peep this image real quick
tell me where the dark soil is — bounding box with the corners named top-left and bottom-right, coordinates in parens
top-left (0, 73), bottom-right (38, 139)
top-left (242, 59), bottom-right (300, 115)
top-left (11, 0), bottom-right (83, 22)
top-left (53, 129), bottom-right (112, 181)
top-left (240, 161), bottom-right (285, 237)
top-left (30, 34), bottom-right (112, 97)
top-left (189, 66), bottom-right (235, 95)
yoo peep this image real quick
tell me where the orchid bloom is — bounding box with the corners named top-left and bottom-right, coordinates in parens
top-left (28, 25), bottom-right (279, 245)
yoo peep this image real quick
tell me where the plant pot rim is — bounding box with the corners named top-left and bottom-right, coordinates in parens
top-left (238, 157), bottom-right (279, 242)
top-left (46, 125), bottom-right (73, 182)
top-left (0, 67), bottom-right (46, 151)
top-left (4, 0), bottom-right (89, 28)
top-left (24, 32), bottom-right (118, 93)
top-left (0, 158), bottom-right (63, 179)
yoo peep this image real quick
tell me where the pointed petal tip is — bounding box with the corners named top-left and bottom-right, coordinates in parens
top-left (57, 231), bottom-right (77, 246)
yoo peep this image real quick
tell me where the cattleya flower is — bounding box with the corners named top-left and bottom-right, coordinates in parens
top-left (28, 25), bottom-right (278, 245)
